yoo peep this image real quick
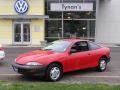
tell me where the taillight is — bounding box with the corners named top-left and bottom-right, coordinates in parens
top-left (0, 48), bottom-right (4, 51)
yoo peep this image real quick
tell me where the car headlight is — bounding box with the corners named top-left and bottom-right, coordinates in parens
top-left (26, 62), bottom-right (42, 66)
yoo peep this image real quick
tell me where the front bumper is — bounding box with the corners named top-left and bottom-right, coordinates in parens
top-left (12, 63), bottom-right (46, 76)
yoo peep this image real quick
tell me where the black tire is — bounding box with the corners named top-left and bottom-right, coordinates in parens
top-left (96, 58), bottom-right (107, 72)
top-left (46, 63), bottom-right (63, 82)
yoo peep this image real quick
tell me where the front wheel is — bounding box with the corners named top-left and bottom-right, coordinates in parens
top-left (96, 58), bottom-right (107, 72)
top-left (46, 63), bottom-right (63, 82)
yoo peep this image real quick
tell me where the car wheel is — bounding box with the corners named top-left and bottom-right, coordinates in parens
top-left (96, 58), bottom-right (107, 72)
top-left (46, 63), bottom-right (63, 82)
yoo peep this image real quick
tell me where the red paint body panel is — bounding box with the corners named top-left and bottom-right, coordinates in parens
top-left (16, 39), bottom-right (110, 73)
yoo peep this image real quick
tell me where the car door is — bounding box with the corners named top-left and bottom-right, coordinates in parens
top-left (74, 41), bottom-right (94, 69)
top-left (66, 41), bottom-right (92, 72)
top-left (65, 42), bottom-right (81, 72)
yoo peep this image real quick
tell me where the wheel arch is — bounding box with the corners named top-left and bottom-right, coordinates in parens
top-left (100, 55), bottom-right (108, 62)
top-left (46, 61), bottom-right (63, 70)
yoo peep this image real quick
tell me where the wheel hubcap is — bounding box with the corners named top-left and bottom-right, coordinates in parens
top-left (100, 60), bottom-right (106, 70)
top-left (50, 67), bottom-right (60, 80)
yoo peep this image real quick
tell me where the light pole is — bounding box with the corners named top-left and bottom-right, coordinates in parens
top-left (61, 0), bottom-right (64, 39)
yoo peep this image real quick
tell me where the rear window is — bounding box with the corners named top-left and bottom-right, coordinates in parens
top-left (89, 42), bottom-right (101, 50)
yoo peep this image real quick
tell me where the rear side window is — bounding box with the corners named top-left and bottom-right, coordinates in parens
top-left (89, 42), bottom-right (101, 50)
top-left (79, 41), bottom-right (89, 51)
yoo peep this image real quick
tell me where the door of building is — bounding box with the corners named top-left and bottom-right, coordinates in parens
top-left (13, 22), bottom-right (31, 45)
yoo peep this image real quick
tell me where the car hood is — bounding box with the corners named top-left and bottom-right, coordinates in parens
top-left (16, 50), bottom-right (61, 65)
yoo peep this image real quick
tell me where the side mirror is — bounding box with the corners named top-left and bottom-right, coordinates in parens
top-left (70, 49), bottom-right (77, 54)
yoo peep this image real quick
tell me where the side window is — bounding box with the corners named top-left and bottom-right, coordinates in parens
top-left (89, 42), bottom-right (101, 50)
top-left (70, 41), bottom-right (89, 53)
top-left (78, 41), bottom-right (89, 52)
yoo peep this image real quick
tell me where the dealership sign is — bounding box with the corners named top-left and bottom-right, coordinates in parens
top-left (14, 0), bottom-right (29, 14)
top-left (50, 3), bottom-right (93, 11)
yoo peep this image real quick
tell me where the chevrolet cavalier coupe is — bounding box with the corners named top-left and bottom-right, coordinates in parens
top-left (12, 39), bottom-right (111, 81)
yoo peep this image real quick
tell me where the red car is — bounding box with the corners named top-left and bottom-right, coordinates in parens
top-left (12, 39), bottom-right (110, 81)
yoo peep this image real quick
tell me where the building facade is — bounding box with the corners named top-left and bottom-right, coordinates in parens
top-left (0, 0), bottom-right (120, 45)
top-left (0, 0), bottom-right (48, 45)
top-left (45, 0), bottom-right (97, 42)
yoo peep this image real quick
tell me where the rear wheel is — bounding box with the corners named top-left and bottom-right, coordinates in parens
top-left (46, 63), bottom-right (63, 82)
top-left (96, 58), bottom-right (107, 72)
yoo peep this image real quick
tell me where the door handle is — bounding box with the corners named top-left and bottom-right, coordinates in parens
top-left (88, 53), bottom-right (91, 55)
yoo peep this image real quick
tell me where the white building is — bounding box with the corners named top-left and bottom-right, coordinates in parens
top-left (96, 0), bottom-right (120, 44)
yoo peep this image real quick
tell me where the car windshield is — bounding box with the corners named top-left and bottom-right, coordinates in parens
top-left (41, 40), bottom-right (72, 52)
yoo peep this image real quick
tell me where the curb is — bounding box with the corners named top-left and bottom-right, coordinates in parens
top-left (98, 44), bottom-right (119, 48)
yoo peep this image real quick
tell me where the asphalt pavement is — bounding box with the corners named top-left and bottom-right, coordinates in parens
top-left (0, 47), bottom-right (120, 84)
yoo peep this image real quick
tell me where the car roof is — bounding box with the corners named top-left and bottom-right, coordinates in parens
top-left (62, 38), bottom-right (89, 42)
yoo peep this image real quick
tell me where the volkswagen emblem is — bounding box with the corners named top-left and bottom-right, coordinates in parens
top-left (14, 0), bottom-right (29, 14)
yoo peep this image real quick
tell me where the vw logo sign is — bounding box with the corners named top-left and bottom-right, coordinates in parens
top-left (14, 0), bottom-right (29, 14)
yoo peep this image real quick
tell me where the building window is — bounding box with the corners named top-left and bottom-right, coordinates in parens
top-left (64, 20), bottom-right (95, 38)
top-left (45, 20), bottom-right (62, 42)
top-left (45, 0), bottom-right (97, 42)
top-left (64, 12), bottom-right (96, 19)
